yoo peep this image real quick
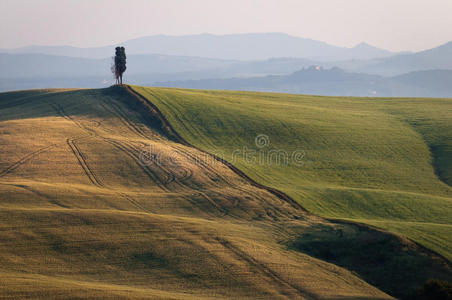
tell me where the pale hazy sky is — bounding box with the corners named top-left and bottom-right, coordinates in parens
top-left (1, 0), bottom-right (451, 51)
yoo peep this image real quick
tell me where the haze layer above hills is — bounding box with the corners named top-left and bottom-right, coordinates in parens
top-left (156, 67), bottom-right (452, 97)
top-left (0, 33), bottom-right (397, 61)
top-left (1, 33), bottom-right (452, 97)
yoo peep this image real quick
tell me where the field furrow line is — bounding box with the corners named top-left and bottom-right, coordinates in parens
top-left (0, 144), bottom-right (57, 177)
top-left (127, 142), bottom-right (176, 185)
top-left (126, 85), bottom-right (309, 213)
top-left (103, 139), bottom-right (170, 192)
top-left (215, 237), bottom-right (318, 300)
top-left (99, 100), bottom-right (151, 140)
top-left (66, 138), bottom-right (103, 187)
top-left (118, 192), bottom-right (151, 213)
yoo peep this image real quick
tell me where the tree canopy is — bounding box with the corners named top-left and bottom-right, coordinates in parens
top-left (112, 46), bottom-right (126, 85)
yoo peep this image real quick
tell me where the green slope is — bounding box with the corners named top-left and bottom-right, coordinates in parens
top-left (132, 86), bottom-right (452, 260)
top-left (2, 87), bottom-right (404, 299)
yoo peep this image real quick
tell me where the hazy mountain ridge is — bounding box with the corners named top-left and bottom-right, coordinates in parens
top-left (0, 53), bottom-right (238, 78)
top-left (1, 33), bottom-right (452, 96)
top-left (1, 33), bottom-right (397, 61)
top-left (155, 67), bottom-right (452, 97)
top-left (353, 41), bottom-right (452, 75)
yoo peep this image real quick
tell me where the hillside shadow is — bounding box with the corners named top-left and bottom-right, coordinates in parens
top-left (0, 86), bottom-right (158, 128)
top-left (404, 119), bottom-right (452, 188)
top-left (0, 88), bottom-right (104, 122)
top-left (292, 220), bottom-right (452, 300)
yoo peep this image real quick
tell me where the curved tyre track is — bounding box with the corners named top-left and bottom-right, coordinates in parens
top-left (127, 142), bottom-right (176, 185)
top-left (47, 98), bottom-right (107, 189)
top-left (135, 141), bottom-right (194, 184)
top-left (67, 138), bottom-right (151, 213)
top-left (100, 100), bottom-right (155, 140)
top-left (46, 100), bottom-right (90, 133)
top-left (171, 144), bottom-right (286, 215)
top-left (47, 93), bottom-right (174, 209)
top-left (131, 142), bottom-right (230, 215)
top-left (117, 141), bottom-right (229, 215)
top-left (0, 100), bottom-right (97, 180)
top-left (179, 167), bottom-right (193, 183)
top-left (171, 145), bottom-right (231, 186)
top-left (103, 139), bottom-right (171, 192)
top-left (5, 96), bottom-right (154, 214)
top-left (66, 138), bottom-right (103, 188)
top-left (0, 144), bottom-right (58, 178)
top-left (44, 90), bottom-right (248, 216)
top-left (124, 85), bottom-right (308, 213)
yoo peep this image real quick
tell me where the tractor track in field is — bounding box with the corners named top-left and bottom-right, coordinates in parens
top-left (179, 167), bottom-right (194, 183)
top-left (45, 89), bottom-right (242, 216)
top-left (127, 142), bottom-right (176, 185)
top-left (136, 141), bottom-right (195, 184)
top-left (171, 144), bottom-right (287, 215)
top-left (129, 140), bottom-right (229, 216)
top-left (171, 145), bottom-right (231, 186)
top-left (117, 192), bottom-right (151, 213)
top-left (171, 144), bottom-right (272, 202)
top-left (46, 99), bottom-right (158, 212)
top-left (99, 100), bottom-right (156, 140)
top-left (0, 99), bottom-right (96, 179)
top-left (133, 142), bottom-right (229, 215)
top-left (66, 137), bottom-right (104, 188)
top-left (213, 237), bottom-right (318, 300)
top-left (46, 100), bottom-right (92, 133)
top-left (12, 184), bottom-right (70, 208)
top-left (198, 191), bottom-right (228, 216)
top-left (0, 100), bottom-right (72, 177)
top-left (47, 96), bottom-right (170, 193)
top-left (47, 99), bottom-right (106, 188)
top-left (123, 141), bottom-right (227, 215)
top-left (103, 138), bottom-right (171, 192)
top-left (0, 144), bottom-right (58, 178)
top-left (124, 85), bottom-right (308, 213)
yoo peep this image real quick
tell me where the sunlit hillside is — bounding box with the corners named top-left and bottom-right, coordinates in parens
top-left (133, 86), bottom-right (452, 261)
top-left (0, 86), bottom-right (450, 299)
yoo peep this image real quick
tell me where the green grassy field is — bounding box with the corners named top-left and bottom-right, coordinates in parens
top-left (132, 86), bottom-right (452, 261)
top-left (1, 87), bottom-right (400, 299)
top-left (0, 86), bottom-right (450, 299)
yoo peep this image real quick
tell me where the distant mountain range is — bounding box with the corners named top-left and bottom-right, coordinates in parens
top-left (155, 66), bottom-right (452, 98)
top-left (1, 33), bottom-right (451, 96)
top-left (351, 41), bottom-right (452, 76)
top-left (0, 53), bottom-right (236, 79)
top-left (0, 33), bottom-right (397, 61)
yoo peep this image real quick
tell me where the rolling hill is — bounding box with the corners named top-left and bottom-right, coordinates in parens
top-left (0, 87), bottom-right (386, 299)
top-left (131, 86), bottom-right (452, 263)
top-left (0, 86), bottom-right (451, 299)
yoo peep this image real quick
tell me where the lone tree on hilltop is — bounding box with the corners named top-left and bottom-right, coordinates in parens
top-left (112, 46), bottom-right (126, 85)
